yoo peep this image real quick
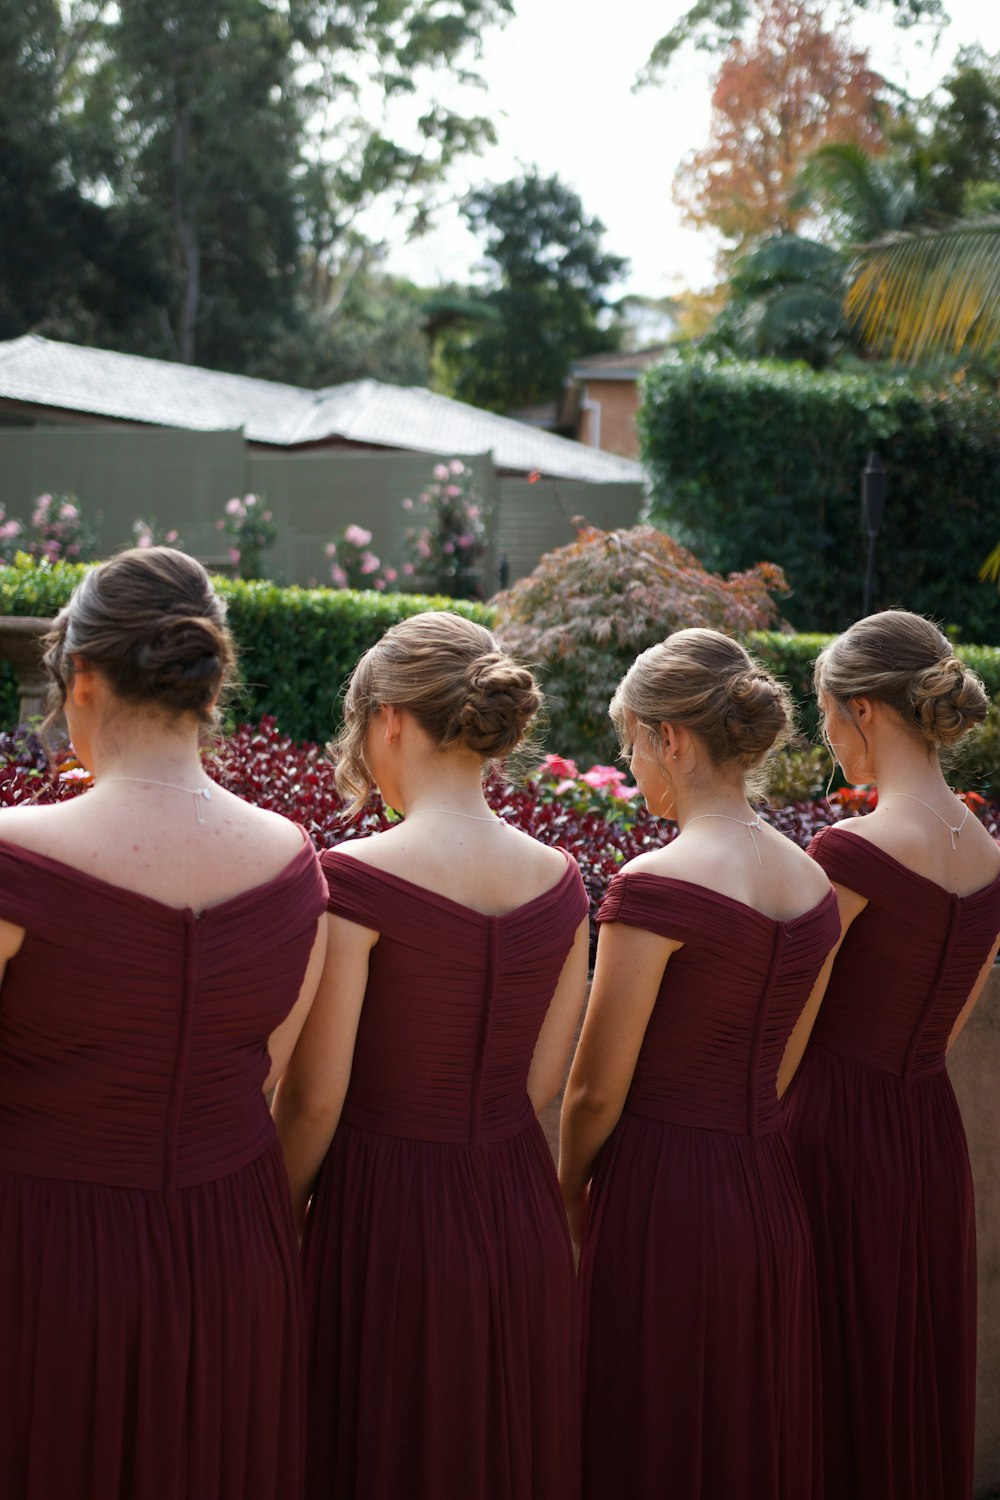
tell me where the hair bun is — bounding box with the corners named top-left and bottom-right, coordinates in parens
top-left (721, 669), bottom-right (791, 763)
top-left (908, 656), bottom-right (988, 746)
top-left (453, 654), bottom-right (542, 757)
top-left (134, 615), bottom-right (225, 714)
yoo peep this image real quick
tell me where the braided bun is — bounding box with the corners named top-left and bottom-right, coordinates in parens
top-left (447, 655), bottom-right (542, 758)
top-left (42, 547), bottom-right (235, 731)
top-left (610, 628), bottom-right (793, 784)
top-left (816, 610), bottom-right (987, 750)
top-left (335, 611), bottom-right (541, 812)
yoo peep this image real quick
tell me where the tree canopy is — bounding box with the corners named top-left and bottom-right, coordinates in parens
top-left (441, 171), bottom-right (628, 413)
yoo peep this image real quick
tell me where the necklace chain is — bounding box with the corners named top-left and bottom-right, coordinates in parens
top-left (684, 810), bottom-right (764, 868)
top-left (877, 792), bottom-right (970, 851)
top-left (99, 775), bottom-right (213, 825)
top-left (405, 807), bottom-right (501, 824)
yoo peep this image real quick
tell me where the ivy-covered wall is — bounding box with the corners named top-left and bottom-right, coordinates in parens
top-left (640, 356), bottom-right (1000, 641)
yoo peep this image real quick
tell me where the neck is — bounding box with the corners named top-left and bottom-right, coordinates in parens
top-left (869, 742), bottom-right (949, 803)
top-left (673, 784), bottom-right (756, 829)
top-left (86, 722), bottom-right (205, 787)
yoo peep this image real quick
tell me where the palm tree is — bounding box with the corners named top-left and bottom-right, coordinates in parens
top-left (845, 216), bottom-right (1000, 364)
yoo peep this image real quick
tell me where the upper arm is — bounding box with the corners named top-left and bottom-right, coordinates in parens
top-left (0, 917), bottom-right (26, 995)
top-left (947, 931), bottom-right (1000, 1053)
top-left (564, 920), bottom-right (681, 1119)
top-left (777, 880), bottom-right (867, 1096)
top-left (526, 916), bottom-right (590, 1112)
top-left (263, 916), bottom-right (328, 1094)
top-left (271, 911), bottom-right (377, 1121)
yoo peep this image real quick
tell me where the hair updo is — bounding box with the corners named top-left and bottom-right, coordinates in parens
top-left (42, 547), bottom-right (236, 729)
top-left (610, 627), bottom-right (793, 786)
top-left (814, 610), bottom-right (987, 749)
top-left (335, 610), bottom-right (541, 811)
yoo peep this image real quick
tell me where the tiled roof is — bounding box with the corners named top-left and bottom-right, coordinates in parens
top-left (569, 345), bottom-right (670, 379)
top-left (0, 336), bottom-right (645, 484)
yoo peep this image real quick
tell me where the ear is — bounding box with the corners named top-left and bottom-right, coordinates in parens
top-left (660, 721), bottom-right (682, 761)
top-left (67, 656), bottom-right (99, 707)
top-left (382, 703), bottom-right (404, 743)
top-left (848, 695), bottom-right (874, 728)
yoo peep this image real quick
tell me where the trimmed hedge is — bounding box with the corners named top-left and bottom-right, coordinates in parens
top-left (640, 356), bottom-right (1000, 640)
top-left (0, 558), bottom-right (494, 742)
top-left (4, 561), bottom-right (1000, 785)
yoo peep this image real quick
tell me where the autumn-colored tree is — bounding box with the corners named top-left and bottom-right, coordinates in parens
top-left (673, 0), bottom-right (888, 252)
top-left (493, 524), bottom-right (787, 763)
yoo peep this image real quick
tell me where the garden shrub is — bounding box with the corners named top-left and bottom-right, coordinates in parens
top-left (640, 355), bottom-right (1000, 640)
top-left (492, 524), bottom-right (788, 765)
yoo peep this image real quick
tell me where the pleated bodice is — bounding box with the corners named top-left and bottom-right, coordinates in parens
top-left (807, 825), bottom-right (1000, 1079)
top-left (320, 848), bottom-right (588, 1145)
top-left (0, 836), bottom-right (327, 1190)
top-left (598, 873), bottom-right (839, 1135)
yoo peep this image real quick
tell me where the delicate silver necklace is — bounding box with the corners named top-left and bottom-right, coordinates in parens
top-left (406, 807), bottom-right (502, 823)
top-left (99, 776), bottom-right (214, 825)
top-left (877, 792), bottom-right (970, 851)
top-left (684, 810), bottom-right (764, 868)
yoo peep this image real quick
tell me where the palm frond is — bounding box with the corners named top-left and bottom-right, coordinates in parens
top-left (846, 218), bottom-right (1000, 362)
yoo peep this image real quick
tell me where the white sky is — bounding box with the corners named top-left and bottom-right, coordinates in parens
top-left (375, 0), bottom-right (1000, 301)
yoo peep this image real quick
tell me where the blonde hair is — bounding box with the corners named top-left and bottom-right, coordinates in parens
top-left (334, 610), bottom-right (542, 812)
top-left (610, 627), bottom-right (793, 793)
top-left (815, 610), bottom-right (988, 750)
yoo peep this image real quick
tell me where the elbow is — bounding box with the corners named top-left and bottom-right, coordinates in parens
top-left (561, 1076), bottom-right (622, 1127)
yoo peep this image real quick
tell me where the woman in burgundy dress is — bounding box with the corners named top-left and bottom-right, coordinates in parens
top-left (273, 611), bottom-right (590, 1500)
top-left (783, 609), bottom-right (1000, 1500)
top-left (0, 548), bottom-right (327, 1500)
top-left (559, 628), bottom-right (840, 1500)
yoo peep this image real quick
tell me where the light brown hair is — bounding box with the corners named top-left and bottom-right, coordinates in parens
top-left (334, 610), bottom-right (541, 812)
top-left (815, 609), bottom-right (987, 750)
top-left (610, 627), bottom-right (793, 791)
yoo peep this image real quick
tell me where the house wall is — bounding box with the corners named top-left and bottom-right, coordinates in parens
top-left (0, 426), bottom-right (646, 589)
top-left (577, 379), bottom-right (643, 460)
top-left (495, 477), bottom-right (645, 585)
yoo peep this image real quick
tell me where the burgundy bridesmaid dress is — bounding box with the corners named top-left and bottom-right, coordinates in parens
top-left (302, 847), bottom-right (588, 1500)
top-left (784, 824), bottom-right (1000, 1500)
top-left (0, 835), bottom-right (327, 1500)
top-left (580, 872), bottom-right (839, 1500)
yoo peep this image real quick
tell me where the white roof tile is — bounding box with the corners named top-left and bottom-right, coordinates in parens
top-left (0, 336), bottom-right (645, 485)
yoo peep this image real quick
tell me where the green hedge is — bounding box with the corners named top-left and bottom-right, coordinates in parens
top-left (640, 356), bottom-right (1000, 641)
top-left (0, 558), bottom-right (494, 742)
top-left (5, 561), bottom-right (1000, 781)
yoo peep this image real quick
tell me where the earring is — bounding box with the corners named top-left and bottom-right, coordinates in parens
top-left (672, 752), bottom-right (678, 760)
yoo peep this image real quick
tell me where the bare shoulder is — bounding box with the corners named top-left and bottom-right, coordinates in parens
top-left (0, 801), bottom-right (85, 855)
top-left (504, 823), bottom-right (573, 875)
top-left (322, 827), bottom-right (403, 871)
top-left (216, 789), bottom-right (310, 858)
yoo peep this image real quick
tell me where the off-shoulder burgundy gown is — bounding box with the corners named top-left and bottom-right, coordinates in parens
top-left (580, 872), bottom-right (840, 1500)
top-left (784, 824), bottom-right (1000, 1500)
top-left (0, 835), bottom-right (327, 1500)
top-left (302, 847), bottom-right (588, 1500)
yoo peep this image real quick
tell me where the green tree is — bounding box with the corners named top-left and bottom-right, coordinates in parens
top-left (705, 234), bottom-right (850, 366)
top-left (643, 0), bottom-right (945, 81)
top-left (0, 1), bottom-right (159, 343)
top-left (443, 171), bottom-right (628, 413)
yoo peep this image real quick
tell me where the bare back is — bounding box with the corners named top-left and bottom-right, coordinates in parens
top-left (0, 785), bottom-right (306, 915)
top-left (335, 816), bottom-right (570, 918)
top-left (825, 798), bottom-right (1000, 899)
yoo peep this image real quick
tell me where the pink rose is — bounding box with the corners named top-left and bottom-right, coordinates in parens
top-left (325, 542), bottom-right (338, 559)
top-left (359, 552), bottom-right (380, 575)
top-left (543, 753), bottom-right (578, 780)
top-left (433, 464), bottom-right (450, 481)
top-left (228, 547), bottom-right (241, 566)
top-left (330, 564), bottom-right (348, 588)
top-left (449, 459), bottom-right (465, 475)
top-left (402, 497), bottom-right (413, 510)
top-left (225, 497), bottom-right (244, 517)
top-left (384, 567), bottom-right (397, 582)
top-left (345, 524), bottom-right (373, 548)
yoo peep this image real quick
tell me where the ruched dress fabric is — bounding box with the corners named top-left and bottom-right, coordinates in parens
top-left (0, 835), bottom-right (327, 1500)
top-left (302, 847), bottom-right (589, 1500)
top-left (579, 873), bottom-right (840, 1500)
top-left (783, 824), bottom-right (1000, 1500)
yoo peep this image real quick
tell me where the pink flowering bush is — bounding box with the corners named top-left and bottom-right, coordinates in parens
top-left (27, 493), bottom-right (96, 563)
top-left (400, 459), bottom-right (489, 599)
top-left (132, 517), bottom-right (181, 550)
top-left (0, 505), bottom-right (23, 564)
top-left (216, 494), bottom-right (279, 580)
top-left (532, 753), bottom-right (642, 829)
top-left (326, 524), bottom-right (398, 592)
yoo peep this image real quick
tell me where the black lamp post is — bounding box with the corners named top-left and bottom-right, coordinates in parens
top-left (861, 451), bottom-right (887, 617)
